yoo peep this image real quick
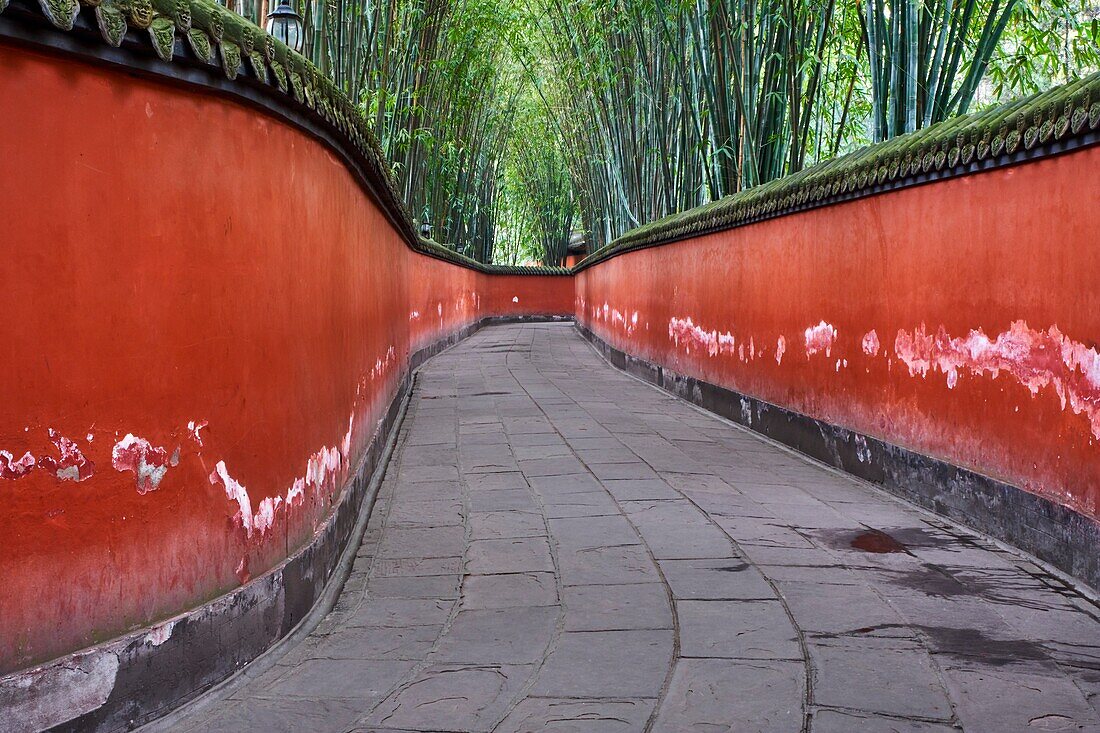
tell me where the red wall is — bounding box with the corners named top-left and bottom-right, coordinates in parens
top-left (6, 34), bottom-right (1096, 678)
top-left (0, 43), bottom-right (571, 674)
top-left (577, 145), bottom-right (1100, 523)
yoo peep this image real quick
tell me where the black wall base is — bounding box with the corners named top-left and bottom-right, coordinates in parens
top-left (0, 315), bottom-right (568, 733)
top-left (577, 324), bottom-right (1100, 592)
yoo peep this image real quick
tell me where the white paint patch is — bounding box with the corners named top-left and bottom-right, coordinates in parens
top-left (207, 411), bottom-right (357, 546)
top-left (668, 316), bottom-right (737, 358)
top-left (775, 336), bottom-right (787, 365)
top-left (512, 296), bottom-right (519, 303)
top-left (855, 435), bottom-right (872, 464)
top-left (211, 460), bottom-right (254, 537)
top-left (187, 420), bottom-right (208, 447)
top-left (804, 321), bottom-right (838, 358)
top-left (0, 651), bottom-right (119, 733)
top-left (0, 450), bottom-right (36, 479)
top-left (894, 320), bottom-right (1100, 438)
top-left (862, 329), bottom-right (881, 356)
top-left (144, 620), bottom-right (176, 647)
top-left (112, 435), bottom-right (177, 494)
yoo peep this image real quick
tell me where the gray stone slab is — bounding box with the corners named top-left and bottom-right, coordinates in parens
top-left (548, 516), bottom-right (641, 551)
top-left (658, 558), bottom-right (776, 600)
top-left (513, 444), bottom-right (573, 460)
top-left (561, 583), bottom-right (673, 631)
top-left (677, 600), bottom-right (801, 660)
top-left (468, 489), bottom-right (540, 512)
top-left (345, 598), bottom-right (456, 629)
top-left (574, 449), bottom-right (640, 464)
top-left (263, 659), bottom-right (416, 699)
top-left (556, 543), bottom-right (662, 586)
top-left (399, 465), bottom-right (461, 483)
top-left (941, 661), bottom-right (1100, 733)
top-left (189, 695), bottom-right (371, 733)
top-left (372, 556), bottom-right (464, 578)
top-left (368, 575), bottom-right (462, 600)
top-left (774, 580), bottom-right (906, 634)
top-left (600, 478), bottom-right (681, 501)
top-left (394, 480), bottom-right (464, 501)
top-left (466, 537), bottom-right (555, 574)
top-left (467, 472), bottom-right (530, 491)
top-left (530, 630), bottom-right (673, 698)
top-left (621, 501), bottom-right (734, 559)
top-left (809, 640), bottom-right (953, 720)
top-left (710, 516), bottom-right (816, 549)
top-left (527, 473), bottom-right (604, 496)
top-left (651, 658), bottom-right (805, 732)
top-left (378, 527), bottom-right (466, 560)
top-left (308, 625), bottom-right (442, 661)
top-left (494, 697), bottom-right (655, 733)
top-left (811, 710), bottom-right (957, 732)
top-left (462, 572), bottom-right (559, 610)
top-left (541, 491), bottom-right (621, 518)
top-left (588, 462), bottom-right (660, 481)
top-left (363, 663), bottom-right (535, 732)
top-left (429, 606), bottom-right (557, 663)
top-left (387, 498), bottom-right (464, 528)
top-left (518, 456), bottom-right (588, 477)
top-left (508, 432), bottom-right (569, 447)
top-left (469, 510), bottom-right (546, 540)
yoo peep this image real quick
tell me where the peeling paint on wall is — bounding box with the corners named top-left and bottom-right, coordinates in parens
top-left (895, 321), bottom-right (1100, 438)
top-left (186, 420), bottom-right (208, 447)
top-left (668, 317), bottom-right (737, 357)
top-left (207, 412), bottom-right (354, 548)
top-left (862, 329), bottom-right (881, 357)
top-left (39, 429), bottom-right (95, 482)
top-left (0, 430), bottom-right (95, 482)
top-left (804, 321), bottom-right (838, 358)
top-left (591, 303), bottom-right (641, 336)
top-left (112, 435), bottom-right (179, 494)
top-left (0, 450), bottom-right (36, 479)
top-left (144, 620), bottom-right (176, 647)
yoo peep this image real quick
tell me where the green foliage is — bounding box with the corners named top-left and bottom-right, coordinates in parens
top-left (986, 0), bottom-right (1100, 98)
top-left (285, 0), bottom-right (1099, 260)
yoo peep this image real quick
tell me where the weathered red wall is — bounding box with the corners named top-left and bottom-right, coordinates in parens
top-left (577, 145), bottom-right (1100, 523)
top-left (0, 43), bottom-right (571, 674)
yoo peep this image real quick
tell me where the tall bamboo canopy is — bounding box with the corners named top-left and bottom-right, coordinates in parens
top-left (257, 0), bottom-right (1099, 263)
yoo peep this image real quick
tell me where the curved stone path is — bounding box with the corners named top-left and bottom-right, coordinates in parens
top-left (177, 323), bottom-right (1100, 733)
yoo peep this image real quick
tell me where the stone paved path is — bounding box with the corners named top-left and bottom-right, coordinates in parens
top-left (178, 323), bottom-right (1100, 732)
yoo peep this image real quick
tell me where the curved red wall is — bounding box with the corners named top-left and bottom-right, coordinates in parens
top-left (5, 33), bottom-right (1096, 678)
top-left (577, 145), bottom-right (1100, 522)
top-left (0, 43), bottom-right (571, 674)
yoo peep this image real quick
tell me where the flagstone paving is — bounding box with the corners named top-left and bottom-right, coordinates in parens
top-left (177, 323), bottom-right (1100, 733)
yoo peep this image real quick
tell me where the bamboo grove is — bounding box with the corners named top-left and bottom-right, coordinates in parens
top-left (255, 0), bottom-right (1100, 263)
